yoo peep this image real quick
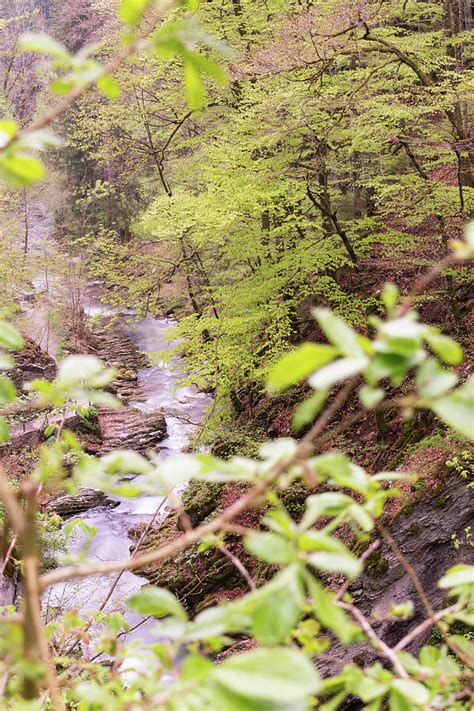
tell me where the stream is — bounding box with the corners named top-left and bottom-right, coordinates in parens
top-left (4, 203), bottom-right (211, 660)
top-left (44, 296), bottom-right (211, 658)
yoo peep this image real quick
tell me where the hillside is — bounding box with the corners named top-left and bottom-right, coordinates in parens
top-left (0, 1), bottom-right (473, 709)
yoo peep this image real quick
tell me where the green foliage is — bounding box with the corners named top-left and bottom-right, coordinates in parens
top-left (1, 257), bottom-right (474, 706)
top-left (0, 0), bottom-right (473, 708)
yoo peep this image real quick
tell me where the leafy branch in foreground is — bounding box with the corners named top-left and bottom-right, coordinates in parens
top-left (0, 0), bottom-right (227, 188)
top-left (0, 228), bottom-right (472, 709)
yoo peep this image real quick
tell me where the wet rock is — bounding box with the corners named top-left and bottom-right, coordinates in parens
top-left (139, 526), bottom-right (242, 613)
top-left (135, 482), bottom-right (259, 614)
top-left (5, 410), bottom-right (80, 452)
top-left (179, 481), bottom-right (224, 529)
top-left (86, 321), bottom-right (148, 403)
top-left (43, 489), bottom-right (119, 517)
top-left (98, 408), bottom-right (167, 453)
top-left (314, 470), bottom-right (474, 680)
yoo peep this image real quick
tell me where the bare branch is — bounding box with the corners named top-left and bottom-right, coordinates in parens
top-left (338, 600), bottom-right (408, 678)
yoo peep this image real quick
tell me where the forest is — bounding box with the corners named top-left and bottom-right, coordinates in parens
top-left (0, 0), bottom-right (473, 708)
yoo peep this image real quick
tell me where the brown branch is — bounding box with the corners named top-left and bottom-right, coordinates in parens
top-left (218, 544), bottom-right (256, 592)
top-left (1, 0), bottom-right (179, 154)
top-left (394, 604), bottom-right (460, 652)
top-left (335, 539), bottom-right (380, 601)
top-left (397, 253), bottom-right (463, 316)
top-left (376, 522), bottom-right (474, 670)
top-left (21, 482), bottom-right (64, 709)
top-left (337, 600), bottom-right (408, 678)
top-left (40, 379), bottom-right (358, 589)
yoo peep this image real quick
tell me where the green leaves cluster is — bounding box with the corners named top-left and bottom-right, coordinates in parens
top-left (268, 246), bottom-right (473, 440)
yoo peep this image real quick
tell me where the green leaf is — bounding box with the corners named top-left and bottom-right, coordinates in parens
top-left (184, 60), bottom-right (206, 110)
top-left (381, 283), bottom-right (399, 314)
top-left (431, 377), bottom-right (474, 440)
top-left (21, 129), bottom-right (63, 151)
top-left (348, 503), bottom-right (374, 531)
top-left (84, 391), bottom-right (121, 408)
top-left (100, 450), bottom-right (152, 474)
top-left (190, 53), bottom-right (227, 83)
top-left (389, 690), bottom-right (413, 711)
top-left (359, 385), bottom-right (384, 409)
top-left (0, 417), bottom-right (10, 443)
top-left (307, 576), bottom-right (358, 643)
top-left (180, 0), bottom-right (200, 10)
top-left (390, 679), bottom-right (429, 707)
top-left (438, 564), bottom-right (474, 589)
top-left (57, 355), bottom-right (113, 388)
top-left (73, 681), bottom-right (114, 705)
top-left (0, 377), bottom-right (16, 405)
top-left (466, 221), bottom-right (474, 249)
top-left (313, 308), bottom-right (364, 357)
top-left (187, 605), bottom-right (243, 641)
top-left (310, 454), bottom-right (370, 494)
top-left (211, 647), bottom-right (321, 703)
top-left (292, 388), bottom-right (328, 432)
top-left (308, 357), bottom-right (368, 389)
top-left (0, 155), bottom-right (45, 187)
top-left (416, 359), bottom-right (457, 398)
top-left (181, 653), bottom-right (213, 682)
top-left (307, 551), bottom-right (362, 579)
top-left (0, 354), bottom-right (14, 370)
top-left (96, 75), bottom-right (121, 99)
top-left (244, 531), bottom-right (294, 564)
top-left (300, 492), bottom-right (353, 529)
top-left (268, 344), bottom-right (336, 393)
top-left (128, 586), bottom-right (188, 621)
top-left (319, 692), bottom-right (348, 711)
top-left (0, 120), bottom-right (18, 148)
top-left (238, 567), bottom-right (304, 644)
top-left (17, 32), bottom-right (68, 57)
top-left (51, 78), bottom-right (74, 95)
top-left (119, 0), bottom-right (149, 26)
top-left (425, 330), bottom-right (463, 366)
top-left (0, 321), bottom-right (24, 351)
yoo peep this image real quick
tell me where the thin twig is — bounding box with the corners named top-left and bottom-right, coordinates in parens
top-left (377, 522), bottom-right (474, 670)
top-left (394, 604), bottom-right (460, 652)
top-left (397, 253), bottom-right (463, 316)
top-left (40, 379), bottom-right (358, 589)
top-left (335, 539), bottom-right (380, 601)
top-left (63, 495), bottom-right (169, 657)
top-left (218, 544), bottom-right (256, 592)
top-left (1, 0), bottom-right (179, 154)
top-left (338, 600), bottom-right (408, 678)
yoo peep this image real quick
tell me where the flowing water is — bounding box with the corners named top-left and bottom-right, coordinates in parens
top-left (43, 299), bottom-right (211, 656)
top-left (4, 204), bottom-right (212, 658)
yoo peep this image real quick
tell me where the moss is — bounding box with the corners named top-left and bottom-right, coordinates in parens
top-left (278, 481), bottom-right (310, 521)
top-left (146, 539), bottom-right (241, 614)
top-left (408, 523), bottom-right (421, 537)
top-left (181, 480), bottom-right (224, 528)
top-left (366, 550), bottom-right (390, 577)
top-left (429, 619), bottom-right (473, 647)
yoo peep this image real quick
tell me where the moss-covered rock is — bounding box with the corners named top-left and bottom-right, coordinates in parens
top-left (144, 540), bottom-right (241, 612)
top-left (181, 480), bottom-right (224, 528)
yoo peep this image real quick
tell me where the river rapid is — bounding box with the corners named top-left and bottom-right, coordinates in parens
top-left (1, 203), bottom-right (212, 664)
top-left (43, 294), bottom-right (211, 660)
